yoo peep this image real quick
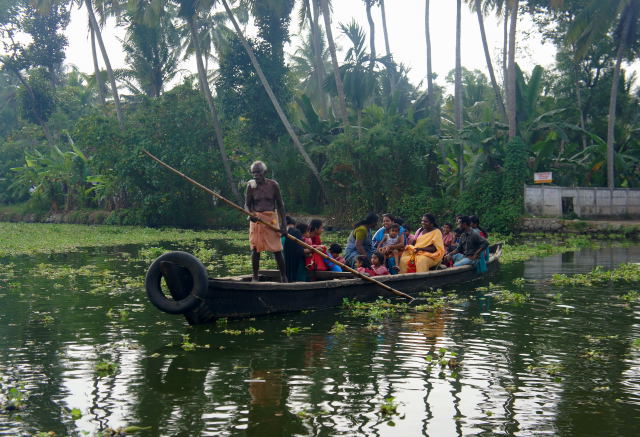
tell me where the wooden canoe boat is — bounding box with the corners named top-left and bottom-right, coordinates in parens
top-left (146, 243), bottom-right (503, 326)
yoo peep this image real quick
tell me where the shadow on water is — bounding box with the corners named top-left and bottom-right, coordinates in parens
top-left (0, 242), bottom-right (639, 436)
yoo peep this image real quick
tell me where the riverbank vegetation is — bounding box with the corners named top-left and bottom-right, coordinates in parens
top-left (2, 1), bottom-right (640, 232)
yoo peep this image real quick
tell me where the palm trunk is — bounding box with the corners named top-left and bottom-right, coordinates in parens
top-left (475, 0), bottom-right (506, 121)
top-left (221, 0), bottom-right (327, 200)
top-left (425, 0), bottom-right (442, 157)
top-left (310, 0), bottom-right (328, 115)
top-left (365, 1), bottom-right (376, 71)
top-left (503, 6), bottom-right (508, 93)
top-left (90, 21), bottom-right (106, 106)
top-left (606, 14), bottom-right (630, 189)
top-left (379, 0), bottom-right (395, 96)
top-left (507, 0), bottom-right (518, 139)
top-left (455, 0), bottom-right (464, 191)
top-left (380, 0), bottom-right (391, 57)
top-left (572, 59), bottom-right (588, 150)
top-left (188, 15), bottom-right (242, 204)
top-left (85, 0), bottom-right (124, 129)
top-left (320, 0), bottom-right (350, 132)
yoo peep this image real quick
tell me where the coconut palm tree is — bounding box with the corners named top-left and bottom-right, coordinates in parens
top-left (506, 0), bottom-right (519, 139)
top-left (319, 0), bottom-right (350, 132)
top-left (220, 0), bottom-right (327, 199)
top-left (425, 0), bottom-right (434, 105)
top-left (568, 0), bottom-right (640, 188)
top-left (363, 0), bottom-right (376, 71)
top-left (467, 0), bottom-right (507, 120)
top-left (298, 0), bottom-right (328, 115)
top-left (84, 0), bottom-right (124, 128)
top-left (379, 0), bottom-right (391, 57)
top-left (175, 0), bottom-right (242, 203)
top-left (455, 0), bottom-right (464, 190)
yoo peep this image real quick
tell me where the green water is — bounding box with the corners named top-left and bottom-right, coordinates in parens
top-left (1, 241), bottom-right (639, 436)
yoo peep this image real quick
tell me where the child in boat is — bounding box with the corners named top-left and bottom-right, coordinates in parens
top-left (442, 223), bottom-right (455, 253)
top-left (329, 243), bottom-right (346, 265)
top-left (370, 251), bottom-right (390, 276)
top-left (378, 223), bottom-right (403, 272)
top-left (355, 255), bottom-right (373, 275)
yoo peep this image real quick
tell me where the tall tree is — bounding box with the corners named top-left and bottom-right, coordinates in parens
top-left (319, 0), bottom-right (349, 132)
top-left (84, 0), bottom-right (124, 128)
top-left (568, 0), bottom-right (640, 188)
top-left (425, 0), bottom-right (433, 104)
top-left (455, 0), bottom-right (464, 190)
top-left (89, 21), bottom-right (106, 105)
top-left (379, 0), bottom-right (391, 57)
top-left (469, 0), bottom-right (507, 120)
top-left (299, 0), bottom-right (328, 115)
top-left (363, 0), bottom-right (376, 71)
top-left (175, 0), bottom-right (242, 204)
top-left (507, 0), bottom-right (519, 139)
top-left (221, 0), bottom-right (327, 199)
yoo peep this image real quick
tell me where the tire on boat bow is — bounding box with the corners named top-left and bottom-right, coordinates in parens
top-left (145, 251), bottom-right (208, 315)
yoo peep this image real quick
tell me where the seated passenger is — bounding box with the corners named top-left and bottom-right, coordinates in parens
top-left (323, 244), bottom-right (343, 272)
top-left (379, 223), bottom-right (403, 273)
top-left (372, 213), bottom-right (405, 272)
top-left (344, 214), bottom-right (379, 267)
top-left (399, 213), bottom-right (445, 273)
top-left (328, 243), bottom-right (346, 268)
top-left (442, 223), bottom-right (455, 253)
top-left (355, 254), bottom-right (373, 276)
top-left (305, 219), bottom-right (328, 272)
top-left (370, 251), bottom-right (390, 276)
top-left (444, 215), bottom-right (489, 267)
top-left (282, 216), bottom-right (307, 282)
top-left (469, 215), bottom-right (488, 238)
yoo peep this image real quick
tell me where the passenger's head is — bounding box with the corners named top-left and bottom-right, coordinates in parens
top-left (355, 213), bottom-right (379, 229)
top-left (382, 213), bottom-right (395, 229)
top-left (459, 215), bottom-right (472, 231)
top-left (394, 217), bottom-right (405, 226)
top-left (356, 255), bottom-right (371, 268)
top-left (296, 222), bottom-right (308, 236)
top-left (250, 161), bottom-right (267, 182)
top-left (389, 223), bottom-right (400, 238)
top-left (329, 243), bottom-right (342, 256)
top-left (371, 251), bottom-right (384, 267)
top-left (443, 223), bottom-right (452, 233)
top-left (455, 214), bottom-right (463, 225)
top-left (285, 216), bottom-right (296, 227)
top-left (469, 215), bottom-right (480, 228)
top-left (309, 219), bottom-right (324, 235)
top-left (420, 213), bottom-right (437, 231)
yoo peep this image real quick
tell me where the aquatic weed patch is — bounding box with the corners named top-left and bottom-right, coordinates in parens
top-left (550, 263), bottom-right (640, 287)
top-left (0, 223), bottom-right (245, 256)
top-left (500, 235), bottom-right (599, 264)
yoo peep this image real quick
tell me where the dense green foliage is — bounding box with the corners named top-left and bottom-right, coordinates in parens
top-left (1, 1), bottom-right (640, 231)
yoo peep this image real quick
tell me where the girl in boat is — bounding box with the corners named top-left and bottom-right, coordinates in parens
top-left (304, 219), bottom-right (329, 272)
top-left (399, 213), bottom-right (445, 273)
top-left (344, 213), bottom-right (379, 267)
top-left (370, 251), bottom-right (390, 276)
top-left (282, 216), bottom-right (308, 282)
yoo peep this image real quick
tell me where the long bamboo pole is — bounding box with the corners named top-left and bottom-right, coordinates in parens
top-left (142, 149), bottom-right (413, 301)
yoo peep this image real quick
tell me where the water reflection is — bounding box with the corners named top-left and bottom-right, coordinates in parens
top-left (0, 244), bottom-right (639, 436)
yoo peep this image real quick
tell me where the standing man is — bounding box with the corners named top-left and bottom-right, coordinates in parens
top-left (245, 161), bottom-right (288, 282)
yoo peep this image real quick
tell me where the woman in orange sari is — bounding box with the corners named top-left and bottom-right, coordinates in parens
top-left (399, 213), bottom-right (445, 273)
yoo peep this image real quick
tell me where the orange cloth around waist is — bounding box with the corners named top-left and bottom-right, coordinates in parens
top-left (249, 211), bottom-right (283, 253)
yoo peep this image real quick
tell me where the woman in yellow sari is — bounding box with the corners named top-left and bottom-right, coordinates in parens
top-left (399, 213), bottom-right (445, 273)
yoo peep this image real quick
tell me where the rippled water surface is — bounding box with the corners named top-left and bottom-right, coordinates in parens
top-left (1, 242), bottom-right (639, 436)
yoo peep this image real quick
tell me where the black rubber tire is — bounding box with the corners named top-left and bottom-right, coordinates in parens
top-left (145, 251), bottom-right (207, 315)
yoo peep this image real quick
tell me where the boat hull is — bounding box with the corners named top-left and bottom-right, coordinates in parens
top-left (169, 244), bottom-right (503, 325)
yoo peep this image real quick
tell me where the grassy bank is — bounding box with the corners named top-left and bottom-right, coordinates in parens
top-left (0, 222), bottom-right (244, 257)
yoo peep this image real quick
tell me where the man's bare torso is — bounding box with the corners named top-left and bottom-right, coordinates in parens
top-left (246, 178), bottom-right (280, 212)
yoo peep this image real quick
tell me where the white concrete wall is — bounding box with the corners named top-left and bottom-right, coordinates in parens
top-left (524, 185), bottom-right (640, 218)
